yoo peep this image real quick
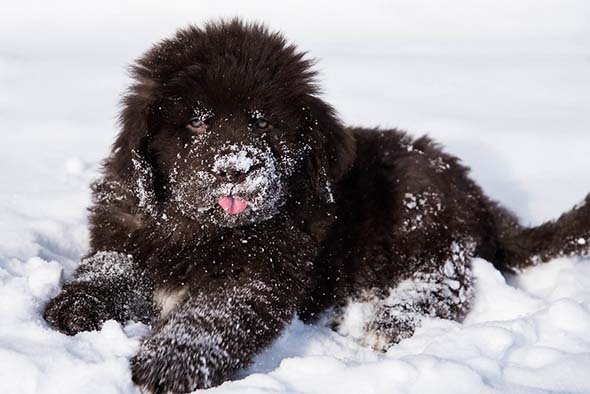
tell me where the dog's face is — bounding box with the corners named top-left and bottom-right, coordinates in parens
top-left (111, 20), bottom-right (354, 229)
top-left (149, 90), bottom-right (310, 228)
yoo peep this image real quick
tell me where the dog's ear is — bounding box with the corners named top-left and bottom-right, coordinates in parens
top-left (301, 95), bottom-right (356, 201)
top-left (107, 67), bottom-right (160, 215)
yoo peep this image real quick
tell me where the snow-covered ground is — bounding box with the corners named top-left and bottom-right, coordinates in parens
top-left (1, 1), bottom-right (589, 393)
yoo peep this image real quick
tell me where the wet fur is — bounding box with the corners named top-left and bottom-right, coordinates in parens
top-left (43, 19), bottom-right (590, 393)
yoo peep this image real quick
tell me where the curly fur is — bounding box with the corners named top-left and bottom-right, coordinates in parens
top-left (43, 19), bottom-right (590, 393)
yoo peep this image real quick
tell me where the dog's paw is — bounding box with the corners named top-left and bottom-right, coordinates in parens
top-left (131, 342), bottom-right (206, 394)
top-left (43, 284), bottom-right (108, 335)
top-left (131, 330), bottom-right (230, 393)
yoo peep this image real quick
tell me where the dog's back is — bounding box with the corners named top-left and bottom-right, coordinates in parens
top-left (303, 127), bottom-right (590, 317)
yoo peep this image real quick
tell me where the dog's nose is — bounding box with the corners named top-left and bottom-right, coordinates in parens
top-left (212, 151), bottom-right (257, 184)
top-left (214, 166), bottom-right (249, 183)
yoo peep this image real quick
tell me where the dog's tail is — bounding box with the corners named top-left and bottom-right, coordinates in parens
top-left (491, 193), bottom-right (590, 272)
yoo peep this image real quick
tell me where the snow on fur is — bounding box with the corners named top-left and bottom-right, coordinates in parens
top-left (335, 240), bottom-right (475, 351)
top-left (169, 142), bottom-right (288, 224)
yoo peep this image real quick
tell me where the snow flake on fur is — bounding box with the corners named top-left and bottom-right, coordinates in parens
top-left (131, 150), bottom-right (157, 216)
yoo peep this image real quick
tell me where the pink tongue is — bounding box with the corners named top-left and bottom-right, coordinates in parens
top-left (218, 196), bottom-right (249, 215)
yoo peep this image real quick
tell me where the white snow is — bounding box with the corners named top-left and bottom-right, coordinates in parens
top-left (1, 0), bottom-right (590, 393)
top-left (213, 148), bottom-right (257, 174)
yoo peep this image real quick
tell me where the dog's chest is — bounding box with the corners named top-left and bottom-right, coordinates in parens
top-left (153, 287), bottom-right (188, 318)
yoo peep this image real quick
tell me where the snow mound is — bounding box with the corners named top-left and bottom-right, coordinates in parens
top-left (0, 256), bottom-right (148, 394)
top-left (1, 254), bottom-right (589, 394)
top-left (212, 257), bottom-right (590, 394)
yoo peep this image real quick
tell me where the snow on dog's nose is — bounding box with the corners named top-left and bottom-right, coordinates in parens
top-left (213, 147), bottom-right (258, 215)
top-left (207, 144), bottom-right (284, 218)
top-left (212, 149), bottom-right (256, 184)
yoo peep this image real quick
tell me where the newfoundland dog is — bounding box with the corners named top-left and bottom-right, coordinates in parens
top-left (44, 19), bottom-right (590, 393)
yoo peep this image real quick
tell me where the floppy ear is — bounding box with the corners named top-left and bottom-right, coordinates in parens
top-left (107, 70), bottom-right (160, 215)
top-left (301, 95), bottom-right (356, 202)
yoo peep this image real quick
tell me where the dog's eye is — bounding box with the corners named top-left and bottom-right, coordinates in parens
top-left (253, 117), bottom-right (270, 129)
top-left (186, 118), bottom-right (208, 133)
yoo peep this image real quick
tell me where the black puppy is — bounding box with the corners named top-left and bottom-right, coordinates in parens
top-left (44, 19), bottom-right (590, 393)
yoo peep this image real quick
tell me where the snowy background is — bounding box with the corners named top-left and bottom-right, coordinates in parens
top-left (1, 1), bottom-right (590, 393)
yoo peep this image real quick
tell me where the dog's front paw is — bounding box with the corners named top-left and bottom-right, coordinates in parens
top-left (43, 284), bottom-right (108, 335)
top-left (131, 331), bottom-right (230, 393)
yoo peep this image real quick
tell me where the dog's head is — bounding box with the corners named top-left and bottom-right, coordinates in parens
top-left (109, 19), bottom-right (354, 228)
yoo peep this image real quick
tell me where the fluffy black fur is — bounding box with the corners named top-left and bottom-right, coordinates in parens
top-left (43, 19), bottom-right (590, 393)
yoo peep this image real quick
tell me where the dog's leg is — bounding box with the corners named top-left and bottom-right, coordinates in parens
top-left (131, 275), bottom-right (299, 393)
top-left (338, 241), bottom-right (475, 352)
top-left (43, 251), bottom-right (154, 335)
